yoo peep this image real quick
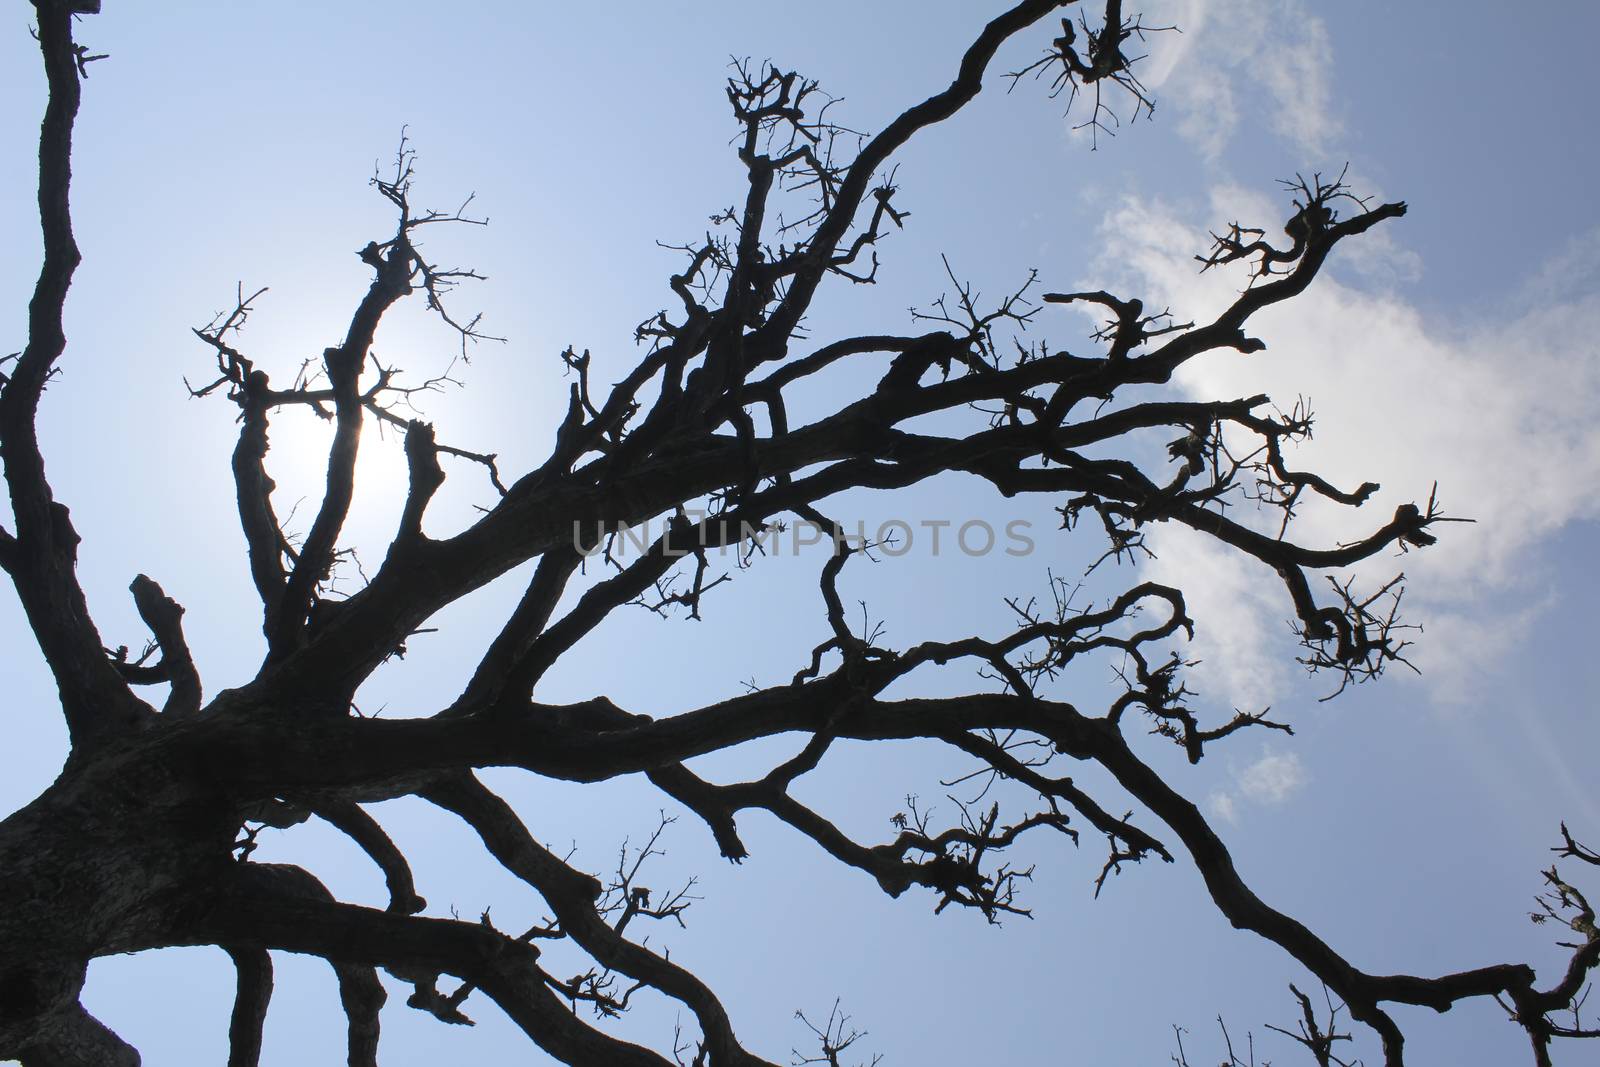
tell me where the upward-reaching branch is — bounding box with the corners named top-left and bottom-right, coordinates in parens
top-left (0, 1), bottom-right (148, 747)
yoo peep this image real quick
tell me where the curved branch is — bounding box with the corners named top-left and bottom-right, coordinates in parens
top-left (312, 801), bottom-right (426, 915)
top-left (753, 0), bottom-right (1070, 348)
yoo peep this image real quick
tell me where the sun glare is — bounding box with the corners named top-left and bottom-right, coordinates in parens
top-left (266, 412), bottom-right (411, 568)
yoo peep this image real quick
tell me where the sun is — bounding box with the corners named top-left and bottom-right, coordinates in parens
top-left (265, 410), bottom-right (412, 572)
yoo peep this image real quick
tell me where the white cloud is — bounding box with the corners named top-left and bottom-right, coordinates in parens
top-left (1255, 10), bottom-right (1338, 155)
top-left (1138, 0), bottom-right (1342, 160)
top-left (1517, 224), bottom-right (1600, 308)
top-left (1085, 191), bottom-right (1600, 707)
top-left (1237, 749), bottom-right (1308, 804)
top-left (1209, 748), bottom-right (1308, 823)
top-left (1413, 593), bottom-right (1553, 707)
top-left (1140, 523), bottom-right (1289, 711)
top-left (1207, 790), bottom-right (1239, 824)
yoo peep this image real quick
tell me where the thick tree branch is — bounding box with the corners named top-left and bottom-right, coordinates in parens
top-left (224, 946), bottom-right (271, 1067)
top-left (127, 574), bottom-right (201, 717)
top-left (312, 801), bottom-right (426, 915)
top-left (14, 999), bottom-right (140, 1067)
top-left (0, 0), bottom-right (149, 748)
top-left (194, 861), bottom-right (678, 1066)
top-left (420, 774), bottom-right (778, 1067)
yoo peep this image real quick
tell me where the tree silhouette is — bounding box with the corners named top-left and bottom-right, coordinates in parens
top-left (1, 3), bottom-right (1595, 1066)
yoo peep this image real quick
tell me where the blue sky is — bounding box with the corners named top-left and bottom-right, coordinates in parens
top-left (3, 2), bottom-right (1599, 1064)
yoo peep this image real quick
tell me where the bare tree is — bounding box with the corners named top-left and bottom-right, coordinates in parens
top-left (0, 3), bottom-right (1594, 1066)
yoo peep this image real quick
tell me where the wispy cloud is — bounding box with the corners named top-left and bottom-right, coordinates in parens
top-left (1139, 0), bottom-right (1342, 161)
top-left (1238, 748), bottom-right (1308, 803)
top-left (1208, 790), bottom-right (1239, 824)
top-left (1209, 748), bottom-right (1308, 823)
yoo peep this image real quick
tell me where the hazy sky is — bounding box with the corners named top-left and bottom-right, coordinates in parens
top-left (3, 2), bottom-right (1599, 1064)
